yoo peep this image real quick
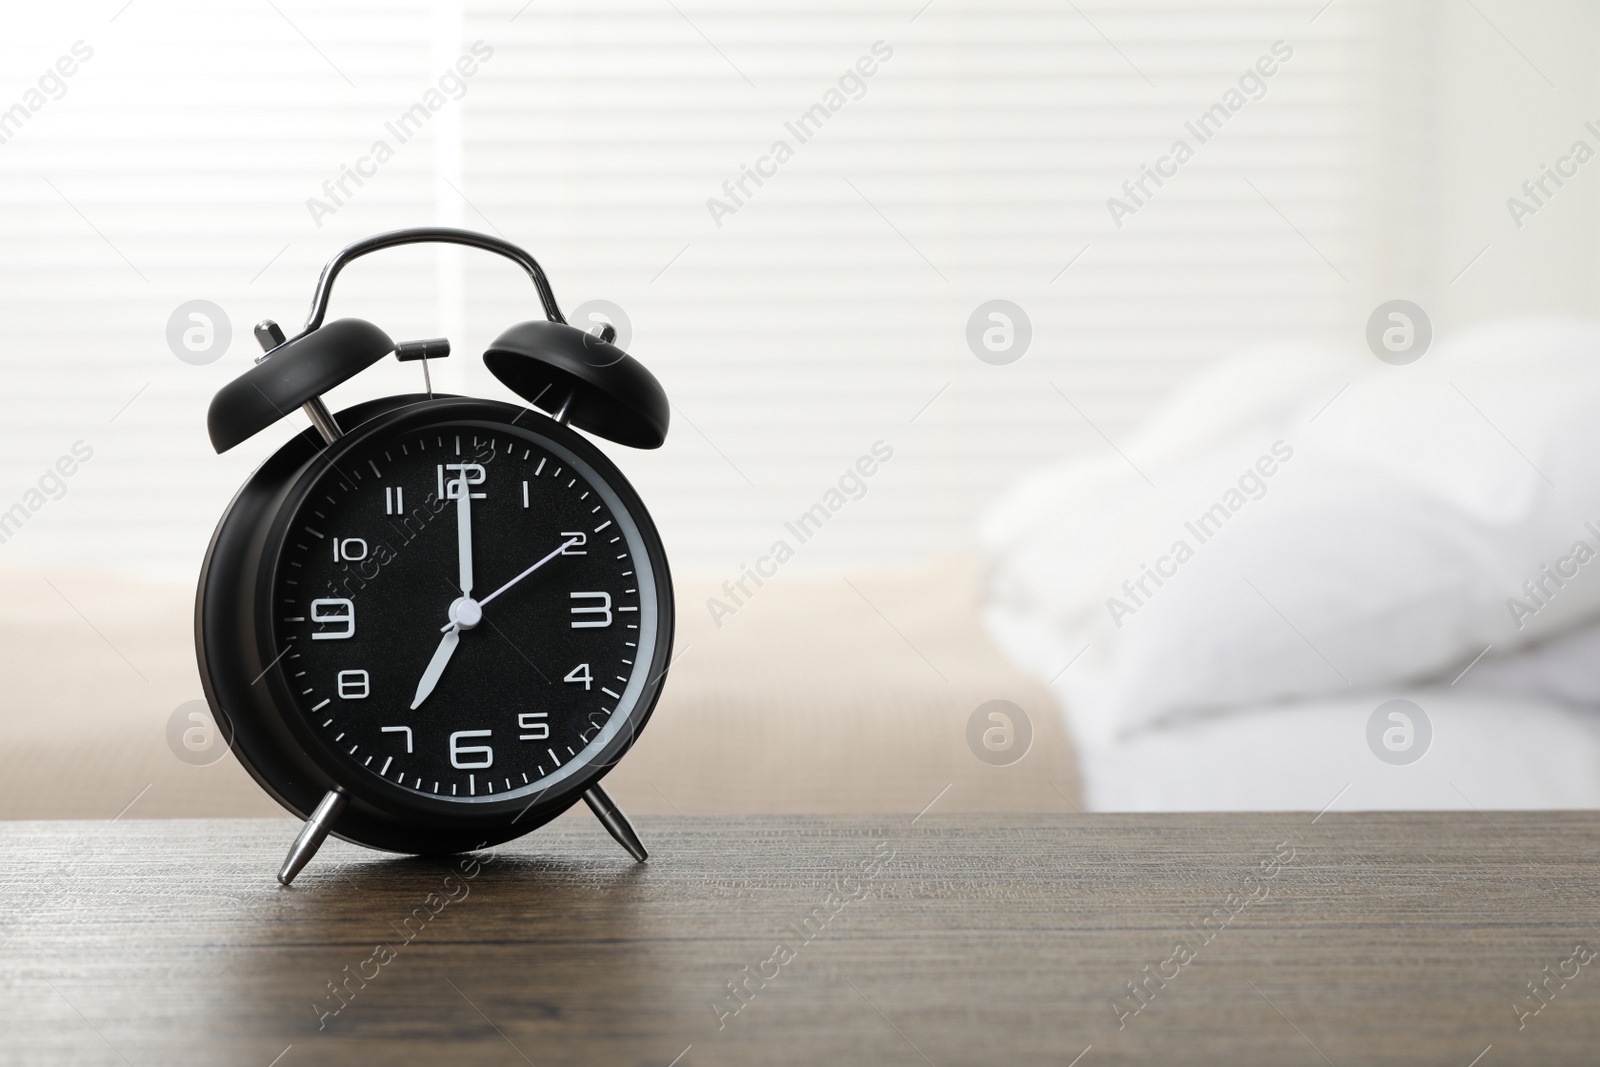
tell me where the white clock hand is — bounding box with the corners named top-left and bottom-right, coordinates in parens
top-left (410, 625), bottom-right (460, 710)
top-left (480, 535), bottom-right (581, 607)
top-left (439, 536), bottom-right (580, 632)
top-left (455, 468), bottom-right (473, 599)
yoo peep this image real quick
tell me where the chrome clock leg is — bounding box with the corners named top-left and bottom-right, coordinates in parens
top-left (277, 789), bottom-right (348, 886)
top-left (582, 784), bottom-right (648, 862)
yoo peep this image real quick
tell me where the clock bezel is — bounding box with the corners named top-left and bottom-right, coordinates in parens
top-left (262, 400), bottom-right (666, 812)
top-left (196, 395), bottom-right (674, 855)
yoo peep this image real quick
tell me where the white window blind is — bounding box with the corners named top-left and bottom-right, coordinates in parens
top-left (0, 0), bottom-right (1372, 578)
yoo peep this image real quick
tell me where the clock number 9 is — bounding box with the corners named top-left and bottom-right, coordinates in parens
top-left (309, 598), bottom-right (355, 640)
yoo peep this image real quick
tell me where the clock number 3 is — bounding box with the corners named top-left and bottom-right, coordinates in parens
top-left (569, 592), bottom-right (612, 629)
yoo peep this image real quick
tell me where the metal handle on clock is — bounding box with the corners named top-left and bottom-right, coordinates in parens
top-left (299, 227), bottom-right (568, 335)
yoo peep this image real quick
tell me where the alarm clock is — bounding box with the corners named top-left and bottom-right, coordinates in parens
top-left (194, 227), bottom-right (673, 885)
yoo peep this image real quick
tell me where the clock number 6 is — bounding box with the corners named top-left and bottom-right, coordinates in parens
top-left (449, 729), bottom-right (493, 769)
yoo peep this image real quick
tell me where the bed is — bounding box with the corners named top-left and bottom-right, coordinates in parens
top-left (982, 318), bottom-right (1600, 811)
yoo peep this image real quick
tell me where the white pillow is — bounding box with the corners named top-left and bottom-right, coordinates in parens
top-left (982, 318), bottom-right (1600, 744)
top-left (1456, 622), bottom-right (1600, 708)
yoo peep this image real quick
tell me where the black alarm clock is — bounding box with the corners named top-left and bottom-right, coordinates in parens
top-left (195, 228), bottom-right (673, 885)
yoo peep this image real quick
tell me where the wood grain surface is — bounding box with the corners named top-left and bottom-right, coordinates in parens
top-left (2, 812), bottom-right (1598, 1065)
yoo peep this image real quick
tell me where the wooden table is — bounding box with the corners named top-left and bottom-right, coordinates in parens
top-left (1, 812), bottom-right (1597, 1065)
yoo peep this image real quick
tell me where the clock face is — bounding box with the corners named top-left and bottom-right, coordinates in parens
top-left (266, 417), bottom-right (663, 807)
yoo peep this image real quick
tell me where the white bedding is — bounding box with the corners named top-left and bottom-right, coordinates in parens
top-left (1079, 689), bottom-right (1600, 811)
top-left (981, 318), bottom-right (1600, 809)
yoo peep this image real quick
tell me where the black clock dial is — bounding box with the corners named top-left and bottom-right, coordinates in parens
top-left (266, 417), bottom-right (663, 805)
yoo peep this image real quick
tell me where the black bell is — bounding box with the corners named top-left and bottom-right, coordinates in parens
top-left (483, 320), bottom-right (669, 449)
top-left (207, 318), bottom-right (394, 453)
top-left (207, 228), bottom-right (669, 454)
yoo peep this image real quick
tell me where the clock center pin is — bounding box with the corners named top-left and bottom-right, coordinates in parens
top-left (449, 597), bottom-right (483, 630)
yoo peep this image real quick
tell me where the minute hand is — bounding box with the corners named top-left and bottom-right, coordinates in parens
top-left (455, 469), bottom-right (473, 599)
top-left (442, 537), bottom-right (581, 631)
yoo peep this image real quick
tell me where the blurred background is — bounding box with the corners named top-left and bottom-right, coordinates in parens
top-left (4, 0), bottom-right (1600, 819)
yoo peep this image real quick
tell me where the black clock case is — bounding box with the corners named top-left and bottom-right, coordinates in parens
top-left (195, 394), bottom-right (675, 856)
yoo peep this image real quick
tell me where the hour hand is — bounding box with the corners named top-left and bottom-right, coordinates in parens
top-left (410, 626), bottom-right (460, 710)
